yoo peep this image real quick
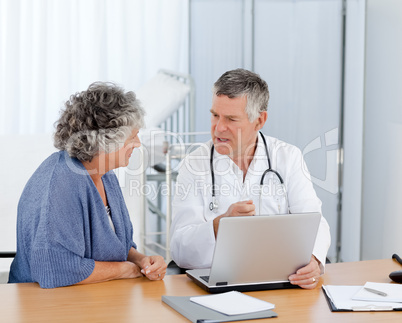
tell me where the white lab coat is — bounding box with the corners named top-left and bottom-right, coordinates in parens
top-left (170, 133), bottom-right (331, 272)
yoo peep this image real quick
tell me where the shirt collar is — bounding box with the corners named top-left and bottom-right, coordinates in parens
top-left (248, 132), bottom-right (269, 172)
top-left (211, 132), bottom-right (268, 176)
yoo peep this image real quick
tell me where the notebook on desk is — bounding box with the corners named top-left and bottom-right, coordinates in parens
top-left (186, 212), bottom-right (321, 293)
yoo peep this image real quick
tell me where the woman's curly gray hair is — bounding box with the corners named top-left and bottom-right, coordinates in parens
top-left (54, 82), bottom-right (145, 162)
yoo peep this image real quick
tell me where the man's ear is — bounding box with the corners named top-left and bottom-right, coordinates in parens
top-left (255, 111), bottom-right (268, 130)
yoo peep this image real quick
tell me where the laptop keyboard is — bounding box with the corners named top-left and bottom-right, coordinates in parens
top-left (200, 276), bottom-right (209, 283)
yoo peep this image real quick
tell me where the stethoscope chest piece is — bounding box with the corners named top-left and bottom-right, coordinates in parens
top-left (209, 198), bottom-right (219, 212)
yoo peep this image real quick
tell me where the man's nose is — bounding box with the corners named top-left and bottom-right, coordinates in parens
top-left (215, 118), bottom-right (227, 132)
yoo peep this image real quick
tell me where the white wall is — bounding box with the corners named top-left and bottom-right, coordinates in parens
top-left (190, 0), bottom-right (246, 136)
top-left (2, 0), bottom-right (401, 267)
top-left (0, 0), bottom-right (189, 259)
top-left (340, 0), bottom-right (366, 262)
top-left (254, 0), bottom-right (343, 261)
top-left (190, 0), bottom-right (402, 263)
top-left (361, 0), bottom-right (402, 260)
top-left (190, 0), bottom-right (344, 261)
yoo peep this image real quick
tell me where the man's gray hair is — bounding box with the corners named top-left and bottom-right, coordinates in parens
top-left (53, 82), bottom-right (145, 162)
top-left (213, 68), bottom-right (269, 121)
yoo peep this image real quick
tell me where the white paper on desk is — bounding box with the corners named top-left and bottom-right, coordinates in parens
top-left (323, 285), bottom-right (402, 311)
top-left (189, 291), bottom-right (275, 316)
top-left (352, 282), bottom-right (402, 303)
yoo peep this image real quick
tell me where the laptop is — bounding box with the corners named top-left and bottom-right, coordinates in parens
top-left (186, 212), bottom-right (321, 293)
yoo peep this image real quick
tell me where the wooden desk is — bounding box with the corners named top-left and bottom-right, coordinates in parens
top-left (0, 259), bottom-right (401, 322)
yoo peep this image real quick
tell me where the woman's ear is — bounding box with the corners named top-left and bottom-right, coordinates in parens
top-left (255, 111), bottom-right (268, 130)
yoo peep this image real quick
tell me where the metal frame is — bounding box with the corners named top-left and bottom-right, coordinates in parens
top-left (141, 70), bottom-right (196, 262)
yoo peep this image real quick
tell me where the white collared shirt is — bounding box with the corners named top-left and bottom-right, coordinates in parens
top-left (170, 133), bottom-right (331, 271)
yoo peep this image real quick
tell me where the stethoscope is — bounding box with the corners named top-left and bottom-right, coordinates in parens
top-left (209, 131), bottom-right (289, 214)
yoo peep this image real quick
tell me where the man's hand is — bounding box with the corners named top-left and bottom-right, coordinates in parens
top-left (288, 255), bottom-right (321, 289)
top-left (213, 200), bottom-right (255, 237)
top-left (225, 200), bottom-right (255, 217)
top-left (138, 255), bottom-right (167, 281)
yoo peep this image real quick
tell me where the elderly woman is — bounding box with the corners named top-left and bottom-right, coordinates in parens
top-left (8, 82), bottom-right (167, 288)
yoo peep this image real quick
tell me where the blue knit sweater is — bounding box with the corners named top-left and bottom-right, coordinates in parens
top-left (8, 151), bottom-right (136, 288)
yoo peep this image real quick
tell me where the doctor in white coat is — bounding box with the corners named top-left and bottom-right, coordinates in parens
top-left (170, 69), bottom-right (331, 289)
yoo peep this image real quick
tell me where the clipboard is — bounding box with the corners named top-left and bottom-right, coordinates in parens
top-left (322, 286), bottom-right (402, 312)
top-left (162, 295), bottom-right (277, 322)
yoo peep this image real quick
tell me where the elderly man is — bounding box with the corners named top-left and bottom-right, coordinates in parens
top-left (170, 69), bottom-right (330, 289)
